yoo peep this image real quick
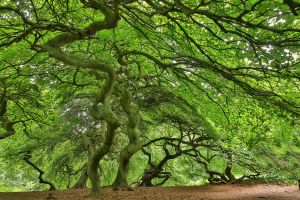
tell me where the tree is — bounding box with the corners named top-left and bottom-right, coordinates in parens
top-left (0, 0), bottom-right (299, 195)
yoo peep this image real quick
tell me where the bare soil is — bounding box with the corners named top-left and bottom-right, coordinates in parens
top-left (0, 184), bottom-right (299, 200)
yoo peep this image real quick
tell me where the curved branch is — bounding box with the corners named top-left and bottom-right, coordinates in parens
top-left (23, 153), bottom-right (56, 190)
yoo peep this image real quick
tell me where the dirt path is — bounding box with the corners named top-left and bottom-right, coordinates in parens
top-left (0, 184), bottom-right (299, 200)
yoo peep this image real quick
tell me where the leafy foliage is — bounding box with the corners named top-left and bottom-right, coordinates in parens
top-left (0, 0), bottom-right (299, 192)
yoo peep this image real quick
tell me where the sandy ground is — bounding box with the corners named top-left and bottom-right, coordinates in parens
top-left (0, 184), bottom-right (299, 200)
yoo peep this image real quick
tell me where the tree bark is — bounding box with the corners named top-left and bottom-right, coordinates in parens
top-left (87, 96), bottom-right (120, 195)
top-left (113, 89), bottom-right (141, 189)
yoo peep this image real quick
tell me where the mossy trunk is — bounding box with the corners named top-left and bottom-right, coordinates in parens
top-left (87, 158), bottom-right (101, 194)
top-left (112, 152), bottom-right (131, 188)
top-left (40, 0), bottom-right (122, 195)
top-left (113, 141), bottom-right (141, 187)
top-left (86, 73), bottom-right (119, 195)
top-left (87, 120), bottom-right (119, 195)
top-left (113, 90), bottom-right (141, 189)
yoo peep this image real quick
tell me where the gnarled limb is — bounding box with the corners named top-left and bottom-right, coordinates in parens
top-left (87, 71), bottom-right (120, 195)
top-left (112, 89), bottom-right (141, 190)
top-left (38, 1), bottom-right (123, 195)
top-left (23, 152), bottom-right (56, 191)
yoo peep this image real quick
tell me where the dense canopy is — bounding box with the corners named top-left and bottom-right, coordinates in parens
top-left (0, 0), bottom-right (299, 195)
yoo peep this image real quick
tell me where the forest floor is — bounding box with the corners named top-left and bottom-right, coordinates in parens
top-left (0, 183), bottom-right (299, 200)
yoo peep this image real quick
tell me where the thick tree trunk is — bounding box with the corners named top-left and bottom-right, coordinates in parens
top-left (86, 68), bottom-right (119, 195)
top-left (113, 90), bottom-right (141, 189)
top-left (87, 159), bottom-right (100, 194)
top-left (112, 155), bottom-right (130, 188)
top-left (87, 118), bottom-right (120, 194)
top-left (113, 132), bottom-right (141, 189)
